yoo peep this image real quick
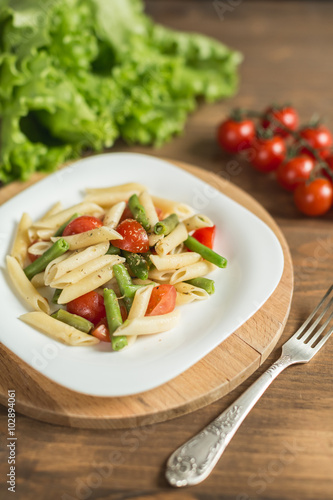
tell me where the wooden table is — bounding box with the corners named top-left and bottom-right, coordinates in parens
top-left (1, 1), bottom-right (332, 499)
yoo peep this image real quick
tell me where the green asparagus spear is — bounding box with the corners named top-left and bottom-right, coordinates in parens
top-left (185, 277), bottom-right (215, 295)
top-left (24, 238), bottom-right (69, 280)
top-left (106, 244), bottom-right (121, 256)
top-left (184, 236), bottom-right (227, 268)
top-left (51, 309), bottom-right (93, 333)
top-left (53, 213), bottom-right (80, 237)
top-left (128, 194), bottom-right (151, 231)
top-left (122, 250), bottom-right (149, 280)
top-left (154, 213), bottom-right (179, 235)
top-left (52, 288), bottom-right (62, 304)
top-left (103, 288), bottom-right (128, 351)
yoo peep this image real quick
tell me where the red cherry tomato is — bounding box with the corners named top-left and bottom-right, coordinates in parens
top-left (251, 136), bottom-right (286, 172)
top-left (91, 318), bottom-right (110, 342)
top-left (299, 126), bottom-right (333, 159)
top-left (191, 226), bottom-right (216, 249)
top-left (146, 284), bottom-right (177, 316)
top-left (262, 106), bottom-right (299, 137)
top-left (113, 219), bottom-right (149, 253)
top-left (217, 119), bottom-right (255, 153)
top-left (63, 215), bottom-right (103, 236)
top-left (119, 203), bottom-right (133, 223)
top-left (67, 291), bottom-right (106, 325)
top-left (276, 155), bottom-right (315, 191)
top-left (322, 154), bottom-right (333, 182)
top-left (294, 178), bottom-right (333, 216)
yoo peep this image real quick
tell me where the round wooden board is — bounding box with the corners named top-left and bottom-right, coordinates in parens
top-left (0, 159), bottom-right (293, 429)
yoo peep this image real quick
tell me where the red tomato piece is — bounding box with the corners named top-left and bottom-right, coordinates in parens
top-left (66, 291), bottom-right (106, 325)
top-left (191, 225), bottom-right (216, 249)
top-left (120, 304), bottom-right (128, 322)
top-left (91, 318), bottom-right (110, 343)
top-left (63, 215), bottom-right (103, 236)
top-left (322, 154), bottom-right (333, 182)
top-left (119, 203), bottom-right (133, 223)
top-left (146, 284), bottom-right (177, 316)
top-left (217, 119), bottom-right (255, 153)
top-left (28, 240), bottom-right (39, 262)
top-left (276, 155), bottom-right (315, 191)
top-left (251, 136), bottom-right (286, 172)
top-left (113, 219), bottom-right (149, 253)
top-left (294, 178), bottom-right (333, 216)
top-left (299, 126), bottom-right (333, 159)
top-left (155, 207), bottom-right (164, 221)
top-left (262, 106), bottom-right (299, 137)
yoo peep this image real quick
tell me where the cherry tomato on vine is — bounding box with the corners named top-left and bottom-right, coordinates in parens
top-left (145, 284), bottom-right (177, 316)
top-left (251, 136), bottom-right (286, 172)
top-left (294, 178), bottom-right (333, 216)
top-left (299, 125), bottom-right (333, 159)
top-left (63, 215), bottom-right (103, 236)
top-left (276, 155), bottom-right (315, 191)
top-left (113, 219), bottom-right (149, 253)
top-left (67, 291), bottom-right (106, 325)
top-left (322, 154), bottom-right (333, 183)
top-left (217, 118), bottom-right (255, 153)
top-left (262, 106), bottom-right (299, 137)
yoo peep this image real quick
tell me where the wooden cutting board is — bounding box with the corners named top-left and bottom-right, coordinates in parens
top-left (0, 158), bottom-right (293, 429)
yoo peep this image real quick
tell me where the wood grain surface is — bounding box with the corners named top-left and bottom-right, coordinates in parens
top-left (0, 1), bottom-right (333, 500)
top-left (0, 161), bottom-right (293, 429)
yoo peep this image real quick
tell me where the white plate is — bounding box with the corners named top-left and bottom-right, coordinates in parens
top-left (0, 153), bottom-right (284, 396)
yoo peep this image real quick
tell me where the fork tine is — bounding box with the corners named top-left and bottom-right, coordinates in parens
top-left (292, 285), bottom-right (333, 340)
top-left (311, 326), bottom-right (333, 353)
top-left (307, 308), bottom-right (333, 346)
top-left (302, 296), bottom-right (333, 343)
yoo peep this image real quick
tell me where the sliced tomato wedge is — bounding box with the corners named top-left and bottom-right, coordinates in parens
top-left (145, 284), bottom-right (177, 316)
top-left (66, 291), bottom-right (106, 325)
top-left (113, 219), bottom-right (149, 253)
top-left (63, 215), bottom-right (103, 236)
top-left (191, 225), bottom-right (216, 249)
top-left (91, 318), bottom-right (110, 342)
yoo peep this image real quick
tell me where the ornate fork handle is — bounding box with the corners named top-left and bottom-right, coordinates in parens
top-left (166, 354), bottom-right (293, 487)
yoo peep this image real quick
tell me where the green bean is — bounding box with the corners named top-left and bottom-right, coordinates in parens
top-left (113, 263), bottom-right (142, 312)
top-left (51, 309), bottom-right (93, 333)
top-left (184, 236), bottom-right (227, 268)
top-left (106, 244), bottom-right (121, 256)
top-left (122, 250), bottom-right (149, 280)
top-left (128, 194), bottom-right (150, 231)
top-left (185, 277), bottom-right (215, 295)
top-left (53, 213), bottom-right (80, 237)
top-left (24, 238), bottom-right (69, 280)
top-left (103, 288), bottom-right (127, 351)
top-left (154, 213), bottom-right (179, 235)
top-left (52, 288), bottom-right (62, 304)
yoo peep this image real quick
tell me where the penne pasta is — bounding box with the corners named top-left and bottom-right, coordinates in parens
top-left (51, 226), bottom-right (122, 250)
top-left (20, 312), bottom-right (99, 346)
top-left (126, 286), bottom-right (154, 347)
top-left (169, 261), bottom-right (217, 285)
top-left (151, 196), bottom-right (194, 219)
top-left (35, 202), bottom-right (63, 224)
top-left (183, 214), bottom-right (214, 232)
top-left (57, 256), bottom-right (124, 304)
top-left (148, 233), bottom-right (163, 247)
top-left (44, 253), bottom-right (72, 286)
top-left (113, 310), bottom-right (180, 337)
top-left (10, 213), bottom-right (32, 267)
top-left (150, 252), bottom-right (202, 271)
top-left (33, 202), bottom-right (104, 229)
top-left (85, 190), bottom-right (141, 207)
top-left (30, 272), bottom-right (45, 288)
top-left (28, 241), bottom-right (53, 256)
top-left (148, 269), bottom-right (176, 282)
top-left (85, 183), bottom-right (146, 195)
top-left (103, 201), bottom-right (126, 228)
top-left (139, 190), bottom-right (159, 229)
top-left (155, 222), bottom-right (188, 257)
top-left (6, 256), bottom-right (50, 314)
top-left (174, 282), bottom-right (209, 305)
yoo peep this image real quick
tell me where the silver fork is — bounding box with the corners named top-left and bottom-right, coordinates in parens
top-left (166, 285), bottom-right (333, 487)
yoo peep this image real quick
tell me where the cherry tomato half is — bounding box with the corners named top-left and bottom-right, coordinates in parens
top-left (276, 155), bottom-right (315, 191)
top-left (262, 106), bottom-right (299, 137)
top-left (91, 318), bottom-right (110, 342)
top-left (251, 136), bottom-right (286, 172)
top-left (294, 178), bottom-right (333, 216)
top-left (67, 291), bottom-right (106, 325)
top-left (299, 125), bottom-right (333, 159)
top-left (217, 119), bottom-right (255, 154)
top-left (146, 284), bottom-right (177, 316)
top-left (113, 219), bottom-right (149, 253)
top-left (63, 215), bottom-right (103, 236)
top-left (191, 225), bottom-right (216, 249)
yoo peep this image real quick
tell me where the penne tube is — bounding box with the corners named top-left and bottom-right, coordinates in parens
top-left (31, 272), bottom-right (46, 288)
top-left (169, 260), bottom-right (217, 285)
top-left (6, 256), bottom-right (50, 314)
top-left (51, 226), bottom-right (122, 250)
top-left (10, 213), bottom-right (32, 267)
top-left (170, 243), bottom-right (184, 255)
top-left (51, 254), bottom-right (124, 288)
top-left (148, 233), bottom-right (163, 247)
top-left (103, 201), bottom-right (126, 228)
top-left (148, 268), bottom-right (176, 282)
top-left (151, 196), bottom-right (194, 219)
top-left (85, 183), bottom-right (146, 195)
top-left (20, 312), bottom-right (99, 346)
top-left (113, 310), bottom-right (180, 337)
top-left (85, 190), bottom-right (139, 207)
top-left (28, 241), bottom-right (53, 256)
top-left (132, 279), bottom-right (157, 286)
top-left (33, 203), bottom-right (104, 229)
top-left (150, 252), bottom-right (201, 271)
top-left (155, 223), bottom-right (188, 257)
top-left (183, 214), bottom-right (214, 232)
top-left (174, 282), bottom-right (209, 305)
top-left (126, 286), bottom-right (154, 347)
top-left (57, 256), bottom-right (124, 304)
top-left (44, 253), bottom-right (72, 286)
top-left (139, 191), bottom-right (159, 229)
top-left (35, 202), bottom-right (63, 224)
top-left (45, 242), bottom-right (109, 284)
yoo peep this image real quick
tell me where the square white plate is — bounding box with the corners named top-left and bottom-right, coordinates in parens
top-left (0, 153), bottom-right (284, 396)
